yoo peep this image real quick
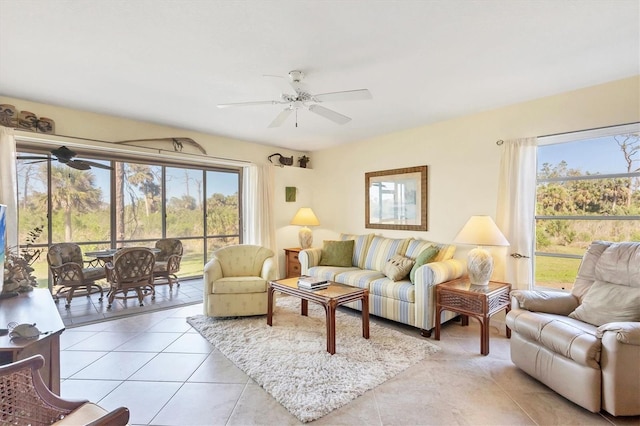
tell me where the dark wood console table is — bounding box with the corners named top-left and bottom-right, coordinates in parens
top-left (0, 289), bottom-right (65, 394)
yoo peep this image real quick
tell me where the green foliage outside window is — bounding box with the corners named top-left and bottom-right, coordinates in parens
top-left (536, 131), bottom-right (640, 290)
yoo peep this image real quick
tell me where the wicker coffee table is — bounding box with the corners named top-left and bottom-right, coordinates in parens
top-left (267, 277), bottom-right (369, 355)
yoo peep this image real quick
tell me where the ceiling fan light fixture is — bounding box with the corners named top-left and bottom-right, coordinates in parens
top-left (219, 70), bottom-right (372, 128)
top-left (288, 70), bottom-right (304, 82)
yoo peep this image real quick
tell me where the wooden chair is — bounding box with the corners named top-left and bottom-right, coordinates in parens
top-left (153, 238), bottom-right (183, 290)
top-left (105, 247), bottom-right (155, 309)
top-left (47, 243), bottom-right (105, 309)
top-left (0, 354), bottom-right (129, 425)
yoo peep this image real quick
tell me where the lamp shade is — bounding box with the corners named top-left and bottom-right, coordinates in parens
top-left (453, 216), bottom-right (509, 247)
top-left (290, 208), bottom-right (320, 226)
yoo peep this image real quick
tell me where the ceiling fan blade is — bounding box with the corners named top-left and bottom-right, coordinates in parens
top-left (217, 100), bottom-right (283, 108)
top-left (308, 104), bottom-right (351, 125)
top-left (80, 160), bottom-right (113, 170)
top-left (66, 160), bottom-right (91, 170)
top-left (264, 73), bottom-right (309, 96)
top-left (16, 155), bottom-right (49, 161)
top-left (313, 89), bottom-right (372, 103)
top-left (263, 75), bottom-right (297, 95)
top-left (268, 108), bottom-right (293, 128)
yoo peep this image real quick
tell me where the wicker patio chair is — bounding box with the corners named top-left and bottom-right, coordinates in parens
top-left (105, 247), bottom-right (155, 309)
top-left (153, 238), bottom-right (183, 290)
top-left (0, 354), bottom-right (129, 425)
top-left (47, 243), bottom-right (105, 309)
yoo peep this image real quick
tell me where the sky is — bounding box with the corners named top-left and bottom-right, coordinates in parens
top-left (538, 135), bottom-right (638, 176)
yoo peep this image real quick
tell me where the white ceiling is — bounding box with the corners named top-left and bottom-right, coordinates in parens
top-left (1, 1), bottom-right (638, 152)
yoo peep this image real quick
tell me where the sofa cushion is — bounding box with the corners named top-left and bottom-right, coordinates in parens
top-left (383, 254), bottom-right (414, 281)
top-left (307, 265), bottom-right (357, 282)
top-left (569, 280), bottom-right (640, 326)
top-left (434, 243), bottom-right (456, 262)
top-left (363, 236), bottom-right (411, 272)
top-left (340, 233), bottom-right (374, 268)
top-left (409, 246), bottom-right (439, 283)
top-left (506, 309), bottom-right (601, 368)
top-left (370, 276), bottom-right (415, 303)
top-left (319, 240), bottom-right (354, 267)
top-left (404, 239), bottom-right (435, 259)
top-left (334, 269), bottom-right (385, 289)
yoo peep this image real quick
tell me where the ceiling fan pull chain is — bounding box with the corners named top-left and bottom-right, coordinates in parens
top-left (295, 109), bottom-right (298, 128)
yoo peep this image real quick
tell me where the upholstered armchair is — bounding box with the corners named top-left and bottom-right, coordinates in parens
top-left (506, 241), bottom-right (640, 416)
top-left (0, 354), bottom-right (129, 425)
top-left (106, 247), bottom-right (156, 309)
top-left (153, 238), bottom-right (183, 290)
top-left (48, 243), bottom-right (105, 308)
top-left (203, 244), bottom-right (277, 317)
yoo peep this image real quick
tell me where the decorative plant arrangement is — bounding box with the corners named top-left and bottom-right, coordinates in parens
top-left (3, 226), bottom-right (43, 293)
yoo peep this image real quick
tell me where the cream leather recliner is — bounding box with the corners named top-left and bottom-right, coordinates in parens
top-left (506, 241), bottom-right (640, 416)
top-left (203, 244), bottom-right (277, 317)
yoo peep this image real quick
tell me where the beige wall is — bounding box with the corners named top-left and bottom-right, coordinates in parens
top-left (3, 75), bottom-right (639, 279)
top-left (0, 95), bottom-right (306, 166)
top-left (307, 76), bottom-right (640, 280)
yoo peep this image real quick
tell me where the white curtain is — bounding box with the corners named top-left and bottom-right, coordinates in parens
top-left (0, 127), bottom-right (18, 250)
top-left (243, 164), bottom-right (276, 251)
top-left (496, 137), bottom-right (537, 290)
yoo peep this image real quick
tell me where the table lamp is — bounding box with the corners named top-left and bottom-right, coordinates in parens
top-left (453, 215), bottom-right (509, 286)
top-left (290, 207), bottom-right (320, 249)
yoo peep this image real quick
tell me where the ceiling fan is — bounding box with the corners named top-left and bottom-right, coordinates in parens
top-left (217, 70), bottom-right (372, 128)
top-left (17, 146), bottom-right (113, 170)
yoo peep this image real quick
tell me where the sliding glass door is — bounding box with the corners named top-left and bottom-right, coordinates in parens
top-left (16, 149), bottom-right (241, 289)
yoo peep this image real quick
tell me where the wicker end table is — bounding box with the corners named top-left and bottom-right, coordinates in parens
top-left (434, 278), bottom-right (511, 355)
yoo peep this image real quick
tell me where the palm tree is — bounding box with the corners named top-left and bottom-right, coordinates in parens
top-left (48, 165), bottom-right (102, 241)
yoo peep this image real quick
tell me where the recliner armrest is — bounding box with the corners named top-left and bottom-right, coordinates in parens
top-left (510, 290), bottom-right (578, 315)
top-left (597, 322), bottom-right (640, 345)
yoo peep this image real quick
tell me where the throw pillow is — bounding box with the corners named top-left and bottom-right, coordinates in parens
top-left (568, 280), bottom-right (640, 326)
top-left (319, 240), bottom-right (355, 267)
top-left (340, 233), bottom-right (374, 269)
top-left (409, 246), bottom-right (440, 283)
top-left (383, 254), bottom-right (415, 281)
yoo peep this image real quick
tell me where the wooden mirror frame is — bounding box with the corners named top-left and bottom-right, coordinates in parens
top-left (365, 165), bottom-right (428, 231)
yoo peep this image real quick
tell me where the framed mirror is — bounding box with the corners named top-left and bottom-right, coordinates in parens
top-left (365, 165), bottom-right (428, 231)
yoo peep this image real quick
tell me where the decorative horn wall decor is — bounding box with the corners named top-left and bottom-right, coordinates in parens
top-left (113, 137), bottom-right (207, 154)
top-left (268, 153), bottom-right (294, 166)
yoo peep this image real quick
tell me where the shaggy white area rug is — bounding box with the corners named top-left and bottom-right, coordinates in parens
top-left (187, 296), bottom-right (440, 423)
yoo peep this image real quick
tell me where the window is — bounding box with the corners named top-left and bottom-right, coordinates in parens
top-left (535, 123), bottom-right (640, 290)
top-left (16, 147), bottom-right (241, 289)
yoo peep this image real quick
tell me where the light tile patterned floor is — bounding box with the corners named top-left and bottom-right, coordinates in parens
top-left (59, 302), bottom-right (639, 425)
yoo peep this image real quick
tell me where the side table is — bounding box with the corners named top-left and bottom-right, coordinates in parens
top-left (434, 278), bottom-right (511, 355)
top-left (284, 248), bottom-right (302, 278)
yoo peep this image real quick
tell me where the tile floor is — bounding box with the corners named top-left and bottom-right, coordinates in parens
top-left (55, 278), bottom-right (204, 327)
top-left (60, 304), bottom-right (639, 426)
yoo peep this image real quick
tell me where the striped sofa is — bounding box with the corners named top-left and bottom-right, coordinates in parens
top-left (299, 234), bottom-right (467, 336)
